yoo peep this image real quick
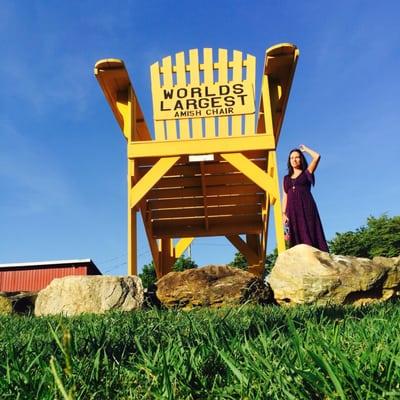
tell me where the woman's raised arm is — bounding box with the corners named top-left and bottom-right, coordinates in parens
top-left (299, 144), bottom-right (321, 174)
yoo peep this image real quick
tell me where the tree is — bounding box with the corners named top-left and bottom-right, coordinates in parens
top-left (139, 255), bottom-right (198, 289)
top-left (265, 248), bottom-right (278, 274)
top-left (139, 261), bottom-right (157, 289)
top-left (329, 214), bottom-right (400, 258)
top-left (173, 255), bottom-right (198, 271)
top-left (229, 248), bottom-right (278, 275)
top-left (229, 252), bottom-right (247, 270)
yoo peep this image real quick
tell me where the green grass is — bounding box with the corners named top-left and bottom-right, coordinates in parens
top-left (1, 303), bottom-right (400, 399)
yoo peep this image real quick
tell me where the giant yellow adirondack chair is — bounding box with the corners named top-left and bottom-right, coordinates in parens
top-left (94, 43), bottom-right (299, 277)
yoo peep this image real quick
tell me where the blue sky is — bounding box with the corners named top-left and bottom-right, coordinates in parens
top-left (1, 1), bottom-right (399, 275)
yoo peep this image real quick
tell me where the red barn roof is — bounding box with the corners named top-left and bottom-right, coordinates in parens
top-left (0, 259), bottom-right (102, 292)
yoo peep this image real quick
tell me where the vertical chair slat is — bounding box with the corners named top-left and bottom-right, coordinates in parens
top-left (216, 49), bottom-right (229, 137)
top-left (175, 52), bottom-right (190, 140)
top-left (188, 49), bottom-right (203, 139)
top-left (150, 62), bottom-right (166, 140)
top-left (161, 56), bottom-right (177, 140)
top-left (231, 50), bottom-right (243, 136)
top-left (203, 48), bottom-right (215, 138)
top-left (244, 55), bottom-right (256, 136)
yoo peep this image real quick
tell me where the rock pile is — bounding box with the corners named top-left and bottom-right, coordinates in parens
top-left (3, 246), bottom-right (400, 316)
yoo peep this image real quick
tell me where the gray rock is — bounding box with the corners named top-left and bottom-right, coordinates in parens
top-left (156, 265), bottom-right (273, 309)
top-left (35, 275), bottom-right (144, 316)
top-left (268, 244), bottom-right (400, 306)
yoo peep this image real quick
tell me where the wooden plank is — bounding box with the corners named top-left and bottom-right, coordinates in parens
top-left (127, 158), bottom-right (137, 275)
top-left (147, 183), bottom-right (261, 199)
top-left (128, 134), bottom-right (276, 158)
top-left (147, 193), bottom-right (263, 209)
top-left (244, 54), bottom-right (256, 136)
top-left (231, 50), bottom-right (243, 136)
top-left (133, 151), bottom-right (266, 167)
top-left (152, 217), bottom-right (262, 238)
top-left (151, 203), bottom-right (261, 220)
top-left (152, 173), bottom-right (253, 189)
top-left (153, 213), bottom-right (261, 226)
top-left (160, 56), bottom-right (177, 140)
top-left (200, 162), bottom-right (209, 230)
top-left (258, 75), bottom-right (274, 137)
top-left (216, 48), bottom-right (229, 137)
top-left (188, 49), bottom-right (203, 139)
top-left (203, 48), bottom-right (215, 138)
top-left (175, 52), bottom-right (190, 140)
top-left (138, 159), bottom-right (266, 177)
top-left (148, 196), bottom-right (204, 209)
top-left (150, 62), bottom-right (166, 140)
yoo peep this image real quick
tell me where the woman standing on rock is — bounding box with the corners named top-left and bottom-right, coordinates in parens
top-left (282, 144), bottom-right (329, 252)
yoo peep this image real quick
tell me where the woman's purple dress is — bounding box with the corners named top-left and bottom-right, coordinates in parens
top-left (283, 170), bottom-right (329, 252)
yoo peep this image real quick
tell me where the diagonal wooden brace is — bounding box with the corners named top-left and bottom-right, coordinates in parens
top-left (129, 156), bottom-right (180, 209)
top-left (226, 235), bottom-right (260, 265)
top-left (221, 152), bottom-right (278, 202)
top-left (175, 238), bottom-right (194, 258)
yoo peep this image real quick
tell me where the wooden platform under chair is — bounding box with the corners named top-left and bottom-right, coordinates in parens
top-left (94, 43), bottom-right (299, 278)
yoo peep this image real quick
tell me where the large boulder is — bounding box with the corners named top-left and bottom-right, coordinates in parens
top-left (268, 244), bottom-right (400, 306)
top-left (35, 275), bottom-right (144, 316)
top-left (156, 265), bottom-right (273, 309)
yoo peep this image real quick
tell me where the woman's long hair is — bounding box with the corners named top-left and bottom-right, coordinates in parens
top-left (287, 149), bottom-right (308, 176)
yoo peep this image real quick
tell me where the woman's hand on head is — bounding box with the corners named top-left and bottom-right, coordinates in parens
top-left (299, 144), bottom-right (307, 152)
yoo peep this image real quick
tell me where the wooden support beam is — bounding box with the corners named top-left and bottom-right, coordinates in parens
top-left (268, 151), bottom-right (285, 253)
top-left (130, 156), bottom-right (180, 209)
top-left (175, 238), bottom-right (194, 258)
top-left (159, 238), bottom-right (175, 277)
top-left (246, 234), bottom-right (261, 257)
top-left (147, 193), bottom-right (263, 210)
top-left (94, 59), bottom-right (152, 141)
top-left (200, 162), bottom-right (209, 231)
top-left (260, 194), bottom-right (270, 267)
top-left (258, 75), bottom-right (275, 136)
top-left (221, 152), bottom-right (278, 201)
top-left (126, 84), bottom-right (138, 276)
top-left (264, 44), bottom-right (299, 143)
top-left (226, 235), bottom-right (260, 265)
top-left (245, 234), bottom-right (263, 277)
top-left (148, 184), bottom-right (260, 200)
top-left (140, 207), bottom-right (160, 272)
top-left (128, 134), bottom-right (275, 159)
top-left (127, 160), bottom-right (137, 275)
top-left (153, 219), bottom-right (262, 238)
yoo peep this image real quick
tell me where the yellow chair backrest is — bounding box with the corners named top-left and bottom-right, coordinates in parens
top-left (150, 49), bottom-right (256, 141)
